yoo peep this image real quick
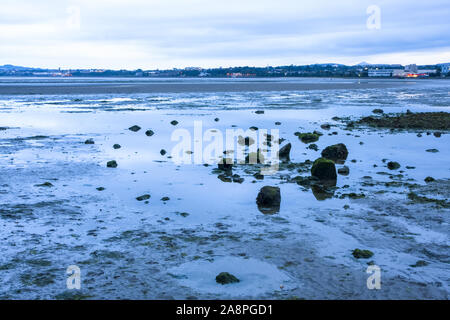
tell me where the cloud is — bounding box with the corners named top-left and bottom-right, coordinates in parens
top-left (0, 0), bottom-right (449, 68)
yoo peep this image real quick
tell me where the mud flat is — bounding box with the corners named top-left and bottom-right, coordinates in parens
top-left (0, 80), bottom-right (449, 299)
top-left (0, 78), bottom-right (415, 95)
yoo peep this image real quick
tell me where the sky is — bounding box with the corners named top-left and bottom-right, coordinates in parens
top-left (0, 0), bottom-right (449, 69)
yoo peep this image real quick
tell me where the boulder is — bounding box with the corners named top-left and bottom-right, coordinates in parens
top-left (278, 143), bottom-right (291, 162)
top-left (311, 158), bottom-right (337, 184)
top-left (136, 194), bottom-right (150, 201)
top-left (338, 166), bottom-right (350, 175)
top-left (295, 132), bottom-right (320, 143)
top-left (387, 161), bottom-right (400, 170)
top-left (106, 160), bottom-right (118, 168)
top-left (215, 272), bottom-right (240, 285)
top-left (352, 249), bottom-right (374, 259)
top-left (256, 186), bottom-right (281, 214)
top-left (128, 125), bottom-right (141, 132)
top-left (321, 143), bottom-right (348, 162)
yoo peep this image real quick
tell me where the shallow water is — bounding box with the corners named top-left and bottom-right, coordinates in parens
top-left (0, 78), bottom-right (449, 299)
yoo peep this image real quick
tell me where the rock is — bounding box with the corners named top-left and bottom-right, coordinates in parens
top-left (275, 122), bottom-right (281, 125)
top-left (214, 118), bottom-right (219, 122)
top-left (253, 173), bottom-right (264, 180)
top-left (311, 184), bottom-right (335, 200)
top-left (96, 187), bottom-right (105, 191)
top-left (320, 123), bottom-right (331, 130)
top-left (387, 161), bottom-right (400, 170)
top-left (170, 120), bottom-right (179, 126)
top-left (256, 186), bottom-right (281, 214)
top-left (426, 149), bottom-right (439, 153)
top-left (232, 175), bottom-right (244, 184)
top-left (215, 272), bottom-right (240, 285)
top-left (136, 194), bottom-right (151, 201)
top-left (35, 182), bottom-right (53, 187)
top-left (352, 249), bottom-right (374, 259)
top-left (308, 143), bottom-right (318, 151)
top-left (218, 158), bottom-right (233, 172)
top-left (372, 108), bottom-right (384, 114)
top-left (278, 143), bottom-right (291, 162)
top-left (106, 160), bottom-right (118, 168)
top-left (410, 260), bottom-right (429, 268)
top-left (161, 197), bottom-right (170, 201)
top-left (128, 125), bottom-right (141, 132)
top-left (84, 138), bottom-right (95, 144)
top-left (160, 149), bottom-right (167, 156)
top-left (424, 176), bottom-right (435, 183)
top-left (246, 150), bottom-right (265, 164)
top-left (113, 144), bottom-right (121, 149)
top-left (321, 143), bottom-right (348, 162)
top-left (145, 130), bottom-right (154, 137)
top-left (311, 158), bottom-right (337, 184)
top-left (255, 110), bottom-right (264, 114)
top-left (238, 136), bottom-right (255, 146)
top-left (249, 126), bottom-right (258, 131)
top-left (433, 132), bottom-right (441, 137)
top-left (338, 166), bottom-right (349, 175)
top-left (218, 174), bottom-right (232, 182)
top-left (295, 132), bottom-right (320, 143)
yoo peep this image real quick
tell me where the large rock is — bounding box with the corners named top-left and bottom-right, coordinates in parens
top-left (216, 272), bottom-right (240, 285)
top-left (256, 186), bottom-right (281, 214)
top-left (278, 143), bottom-right (291, 162)
top-left (321, 143), bottom-right (348, 163)
top-left (311, 158), bottom-right (337, 185)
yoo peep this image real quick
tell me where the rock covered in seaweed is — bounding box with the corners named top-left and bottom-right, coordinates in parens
top-left (256, 186), bottom-right (281, 214)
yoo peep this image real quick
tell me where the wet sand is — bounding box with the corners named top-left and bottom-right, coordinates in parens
top-left (0, 79), bottom-right (414, 95)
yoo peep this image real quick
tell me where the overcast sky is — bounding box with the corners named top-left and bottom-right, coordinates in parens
top-left (1, 0), bottom-right (449, 69)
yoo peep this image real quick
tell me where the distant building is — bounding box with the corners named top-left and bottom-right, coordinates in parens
top-left (404, 64), bottom-right (418, 73)
top-left (439, 63), bottom-right (450, 75)
top-left (368, 69), bottom-right (393, 77)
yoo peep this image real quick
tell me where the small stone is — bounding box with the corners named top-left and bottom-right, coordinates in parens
top-left (107, 160), bottom-right (118, 168)
top-left (215, 272), bottom-right (240, 285)
top-left (161, 197), bottom-right (170, 201)
top-left (352, 249), bottom-right (374, 259)
top-left (387, 161), bottom-right (400, 170)
top-left (160, 149), bottom-right (167, 156)
top-left (295, 132), bottom-right (320, 144)
top-left (84, 139), bottom-right (95, 145)
top-left (433, 132), bottom-right (441, 137)
top-left (308, 143), bottom-right (318, 151)
top-left (338, 166), bottom-right (350, 175)
top-left (410, 260), bottom-right (429, 268)
top-left (424, 176), bottom-right (435, 183)
top-left (145, 130), bottom-right (154, 137)
top-left (426, 149), bottom-right (439, 153)
top-left (128, 125), bottom-right (141, 132)
top-left (35, 182), bottom-right (53, 187)
top-left (255, 110), bottom-right (264, 114)
top-left (275, 122), bottom-right (281, 125)
top-left (320, 123), bottom-right (331, 130)
top-left (372, 108), bottom-right (384, 114)
top-left (96, 187), bottom-right (105, 191)
top-left (113, 144), bottom-right (121, 149)
top-left (170, 120), bottom-right (179, 126)
top-left (136, 194), bottom-right (151, 201)
top-left (214, 118), bottom-right (219, 122)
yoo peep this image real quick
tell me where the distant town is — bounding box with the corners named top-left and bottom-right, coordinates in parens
top-left (1, 62), bottom-right (449, 78)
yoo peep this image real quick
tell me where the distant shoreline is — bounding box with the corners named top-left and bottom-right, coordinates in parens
top-left (0, 79), bottom-right (419, 95)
